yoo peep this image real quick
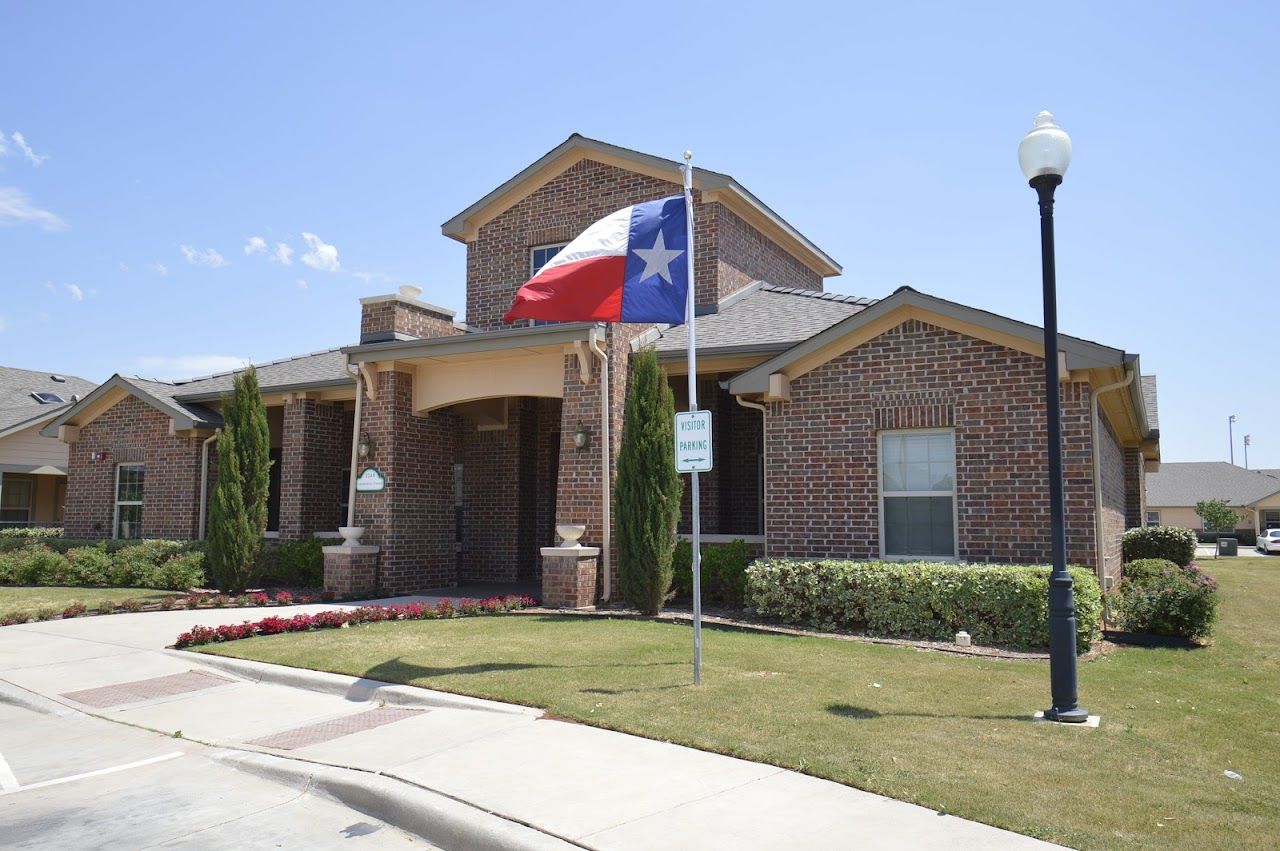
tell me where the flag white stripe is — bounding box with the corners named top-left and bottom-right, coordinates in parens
top-left (536, 205), bottom-right (633, 276)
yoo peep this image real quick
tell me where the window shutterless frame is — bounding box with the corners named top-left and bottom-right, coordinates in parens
top-left (877, 428), bottom-right (958, 560)
top-left (529, 242), bottom-right (568, 276)
top-left (114, 463), bottom-right (144, 540)
top-left (1145, 510), bottom-right (1161, 527)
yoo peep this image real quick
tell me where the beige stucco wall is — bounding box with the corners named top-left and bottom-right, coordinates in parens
top-left (1149, 505), bottom-right (1253, 531)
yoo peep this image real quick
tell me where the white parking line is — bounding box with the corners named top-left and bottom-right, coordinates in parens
top-left (0, 752), bottom-right (19, 791)
top-left (0, 751), bottom-right (183, 795)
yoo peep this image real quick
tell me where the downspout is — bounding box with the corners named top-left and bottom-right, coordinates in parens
top-left (198, 430), bottom-right (221, 540)
top-left (735, 395), bottom-right (767, 556)
top-left (346, 369), bottom-right (364, 529)
top-left (1091, 366), bottom-right (1136, 589)
top-left (588, 327), bottom-right (611, 603)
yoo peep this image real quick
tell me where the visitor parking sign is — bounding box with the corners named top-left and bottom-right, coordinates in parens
top-left (675, 410), bottom-right (713, 473)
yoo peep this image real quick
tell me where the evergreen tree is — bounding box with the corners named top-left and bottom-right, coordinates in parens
top-left (616, 348), bottom-right (682, 615)
top-left (206, 367), bottom-right (272, 592)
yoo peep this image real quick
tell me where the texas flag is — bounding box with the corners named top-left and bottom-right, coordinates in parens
top-left (503, 195), bottom-right (689, 325)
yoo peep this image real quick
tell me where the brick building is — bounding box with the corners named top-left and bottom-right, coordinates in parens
top-left (44, 134), bottom-right (1159, 597)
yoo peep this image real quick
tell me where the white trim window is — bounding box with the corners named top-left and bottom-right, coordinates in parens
top-left (879, 429), bottom-right (957, 559)
top-left (1145, 510), bottom-right (1161, 527)
top-left (529, 243), bottom-right (568, 276)
top-left (114, 463), bottom-right (144, 540)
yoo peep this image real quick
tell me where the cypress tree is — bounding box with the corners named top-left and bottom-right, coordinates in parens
top-left (206, 367), bottom-right (272, 593)
top-left (616, 348), bottom-right (682, 615)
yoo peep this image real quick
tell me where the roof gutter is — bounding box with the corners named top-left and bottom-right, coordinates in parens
top-left (1091, 365), bottom-right (1136, 591)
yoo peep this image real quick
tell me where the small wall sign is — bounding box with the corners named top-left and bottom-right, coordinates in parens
top-left (674, 410), bottom-right (713, 473)
top-left (355, 467), bottom-right (386, 493)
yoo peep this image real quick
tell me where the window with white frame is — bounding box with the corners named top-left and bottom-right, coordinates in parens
top-left (115, 463), bottom-right (144, 540)
top-left (1146, 510), bottom-right (1161, 527)
top-left (530, 243), bottom-right (567, 276)
top-left (0, 474), bottom-right (34, 524)
top-left (880, 430), bottom-right (956, 558)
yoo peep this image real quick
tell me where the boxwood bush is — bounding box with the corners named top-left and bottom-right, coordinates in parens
top-left (745, 559), bottom-right (1101, 651)
top-left (1115, 560), bottom-right (1218, 640)
top-left (258, 538), bottom-right (325, 588)
top-left (1121, 526), bottom-right (1197, 567)
top-left (0, 542), bottom-right (204, 591)
top-left (670, 538), bottom-right (755, 608)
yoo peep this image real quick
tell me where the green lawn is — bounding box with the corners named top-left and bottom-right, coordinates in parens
top-left (0, 586), bottom-right (173, 620)
top-left (199, 557), bottom-right (1280, 850)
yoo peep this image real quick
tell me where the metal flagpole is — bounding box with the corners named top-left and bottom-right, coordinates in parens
top-left (682, 150), bottom-right (703, 685)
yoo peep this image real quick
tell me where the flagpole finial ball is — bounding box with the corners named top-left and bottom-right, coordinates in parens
top-left (684, 150), bottom-right (692, 161)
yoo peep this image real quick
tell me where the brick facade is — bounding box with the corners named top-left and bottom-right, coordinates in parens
top-left (279, 399), bottom-right (352, 539)
top-left (360, 295), bottom-right (462, 342)
top-left (765, 319), bottom-right (1114, 570)
top-left (1096, 412), bottom-right (1127, 585)
top-left (63, 395), bottom-right (204, 540)
top-left (1123, 448), bottom-right (1146, 530)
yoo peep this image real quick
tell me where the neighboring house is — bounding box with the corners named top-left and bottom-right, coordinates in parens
top-left (43, 133), bottom-right (1160, 595)
top-left (1145, 461), bottom-right (1280, 540)
top-left (0, 366), bottom-right (96, 528)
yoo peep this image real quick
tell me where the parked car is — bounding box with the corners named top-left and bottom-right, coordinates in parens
top-left (1257, 528), bottom-right (1280, 554)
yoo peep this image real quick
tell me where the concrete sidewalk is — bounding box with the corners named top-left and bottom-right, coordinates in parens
top-left (1, 604), bottom-right (1061, 850)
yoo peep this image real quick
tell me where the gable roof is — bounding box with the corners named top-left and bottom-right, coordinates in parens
top-left (0, 366), bottom-right (96, 436)
top-left (1146, 462), bottom-right (1280, 507)
top-left (653, 282), bottom-right (875, 359)
top-left (39, 349), bottom-right (353, 437)
top-left (725, 286), bottom-right (1157, 442)
top-left (440, 133), bottom-right (842, 278)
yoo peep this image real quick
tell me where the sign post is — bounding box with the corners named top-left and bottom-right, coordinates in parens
top-left (679, 152), bottom-right (707, 685)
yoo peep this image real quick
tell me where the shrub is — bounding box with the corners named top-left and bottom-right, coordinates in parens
top-left (0, 527), bottom-right (62, 540)
top-left (1123, 558), bottom-right (1179, 585)
top-left (95, 600), bottom-right (116, 615)
top-left (65, 547), bottom-right (113, 585)
top-left (151, 551), bottom-right (205, 591)
top-left (62, 602), bottom-right (86, 618)
top-left (259, 538), bottom-right (325, 587)
top-left (746, 559), bottom-right (1102, 652)
top-left (615, 348), bottom-right (682, 615)
top-left (1116, 561), bottom-right (1219, 640)
top-left (207, 367), bottom-right (271, 594)
top-left (1, 609), bottom-right (32, 626)
top-left (671, 539), bottom-right (755, 608)
top-left (120, 598), bottom-right (143, 613)
top-left (1122, 526), bottom-right (1197, 567)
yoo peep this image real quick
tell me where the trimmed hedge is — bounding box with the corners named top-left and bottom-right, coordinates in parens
top-left (671, 538), bottom-right (754, 608)
top-left (0, 542), bottom-right (204, 591)
top-left (1115, 561), bottom-right (1218, 640)
top-left (746, 559), bottom-right (1101, 652)
top-left (258, 538), bottom-right (325, 588)
top-left (1122, 526), bottom-right (1197, 567)
top-left (0, 527), bottom-right (63, 540)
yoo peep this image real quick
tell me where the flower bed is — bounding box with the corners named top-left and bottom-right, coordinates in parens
top-left (175, 594), bottom-right (539, 649)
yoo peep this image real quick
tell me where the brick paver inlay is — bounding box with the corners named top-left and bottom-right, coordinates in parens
top-left (61, 670), bottom-right (235, 708)
top-left (246, 707), bottom-right (424, 750)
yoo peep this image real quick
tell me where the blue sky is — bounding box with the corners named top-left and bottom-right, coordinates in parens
top-left (1, 3), bottom-right (1276, 466)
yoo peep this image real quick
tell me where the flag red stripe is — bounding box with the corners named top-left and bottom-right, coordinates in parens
top-left (502, 255), bottom-right (627, 323)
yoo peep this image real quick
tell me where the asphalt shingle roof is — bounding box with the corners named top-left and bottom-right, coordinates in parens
top-left (168, 348), bottom-right (353, 401)
top-left (118, 377), bottom-right (223, 429)
top-left (1146, 461), bottom-right (1280, 507)
top-left (654, 283), bottom-right (874, 355)
top-left (0, 365), bottom-right (96, 433)
top-left (1141, 374), bottom-right (1159, 432)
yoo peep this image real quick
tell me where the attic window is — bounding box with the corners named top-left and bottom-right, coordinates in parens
top-left (31, 392), bottom-right (65, 404)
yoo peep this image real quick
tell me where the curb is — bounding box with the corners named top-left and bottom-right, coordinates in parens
top-left (0, 678), bottom-right (76, 717)
top-left (213, 749), bottom-right (581, 851)
top-left (173, 650), bottom-right (543, 718)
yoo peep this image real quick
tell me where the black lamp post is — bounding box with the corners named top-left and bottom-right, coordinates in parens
top-left (1020, 110), bottom-right (1089, 723)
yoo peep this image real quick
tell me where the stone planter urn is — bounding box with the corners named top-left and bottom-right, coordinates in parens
top-left (555, 524), bottom-right (587, 547)
top-left (338, 526), bottom-right (365, 547)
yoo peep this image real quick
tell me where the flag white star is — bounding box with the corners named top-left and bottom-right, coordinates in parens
top-left (631, 229), bottom-right (684, 285)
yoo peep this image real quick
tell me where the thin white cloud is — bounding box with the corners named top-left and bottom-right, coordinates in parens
top-left (136, 354), bottom-right (250, 378)
top-left (11, 133), bottom-right (48, 167)
top-left (180, 244), bottom-right (227, 268)
top-left (272, 242), bottom-right (293, 265)
top-left (244, 235), bottom-right (267, 256)
top-left (300, 232), bottom-right (339, 272)
top-left (43, 281), bottom-right (56, 294)
top-left (149, 261), bottom-right (168, 277)
top-left (64, 283), bottom-right (84, 301)
top-left (0, 187), bottom-right (66, 230)
top-left (296, 278), bottom-right (308, 290)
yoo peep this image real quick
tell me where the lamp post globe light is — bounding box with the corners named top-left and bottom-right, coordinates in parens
top-left (1019, 110), bottom-right (1089, 723)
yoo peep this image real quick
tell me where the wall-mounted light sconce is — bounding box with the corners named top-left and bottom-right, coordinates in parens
top-left (573, 421), bottom-right (590, 450)
top-left (357, 431), bottom-right (375, 460)
top-left (89, 449), bottom-right (110, 462)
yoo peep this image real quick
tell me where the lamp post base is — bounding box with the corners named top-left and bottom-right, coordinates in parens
top-left (1043, 706), bottom-right (1091, 723)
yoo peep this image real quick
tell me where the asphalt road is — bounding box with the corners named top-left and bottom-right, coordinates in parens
top-left (0, 699), bottom-right (430, 850)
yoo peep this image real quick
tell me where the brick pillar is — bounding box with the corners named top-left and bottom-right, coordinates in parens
top-left (540, 546), bottom-right (599, 609)
top-left (279, 398), bottom-right (352, 540)
top-left (323, 544), bottom-right (379, 597)
top-left (352, 368), bottom-right (458, 594)
top-left (1123, 448), bottom-right (1145, 529)
top-left (359, 287), bottom-right (464, 344)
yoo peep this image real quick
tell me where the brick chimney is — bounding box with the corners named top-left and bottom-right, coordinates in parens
top-left (359, 285), bottom-right (464, 344)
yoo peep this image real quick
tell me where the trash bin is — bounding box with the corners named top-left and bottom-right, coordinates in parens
top-left (1217, 537), bottom-right (1238, 557)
